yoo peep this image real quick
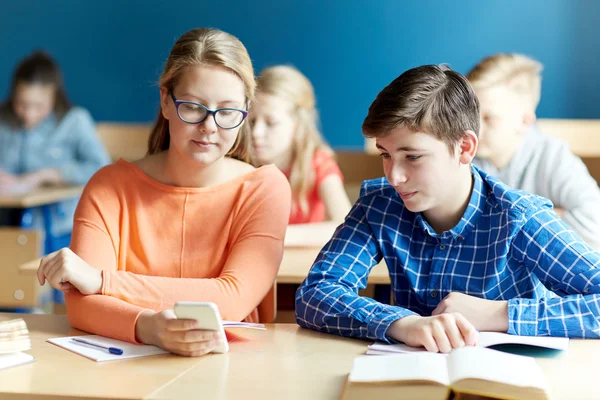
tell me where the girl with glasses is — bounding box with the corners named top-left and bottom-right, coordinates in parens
top-left (36, 28), bottom-right (291, 357)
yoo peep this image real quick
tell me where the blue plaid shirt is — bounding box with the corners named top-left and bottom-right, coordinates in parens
top-left (296, 164), bottom-right (600, 341)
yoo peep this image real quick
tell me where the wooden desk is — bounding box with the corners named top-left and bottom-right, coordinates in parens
top-left (0, 185), bottom-right (84, 208)
top-left (278, 247), bottom-right (391, 284)
top-left (0, 313), bottom-right (202, 399)
top-left (150, 328), bottom-right (600, 400)
top-left (1, 186), bottom-right (84, 309)
top-left (2, 313), bottom-right (598, 400)
top-left (18, 258), bottom-right (38, 276)
top-left (149, 324), bottom-right (367, 400)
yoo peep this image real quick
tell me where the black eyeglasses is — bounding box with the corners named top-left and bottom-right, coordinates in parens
top-left (169, 91), bottom-right (248, 129)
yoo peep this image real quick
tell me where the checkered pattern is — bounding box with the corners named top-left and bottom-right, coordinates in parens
top-left (295, 164), bottom-right (600, 341)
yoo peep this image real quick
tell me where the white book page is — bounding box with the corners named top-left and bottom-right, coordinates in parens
top-left (349, 353), bottom-right (449, 385)
top-left (476, 332), bottom-right (568, 351)
top-left (447, 346), bottom-right (547, 389)
top-left (222, 321), bottom-right (266, 330)
top-left (367, 342), bottom-right (429, 355)
top-left (48, 335), bottom-right (168, 362)
top-left (0, 352), bottom-right (35, 371)
top-left (369, 332), bottom-right (568, 354)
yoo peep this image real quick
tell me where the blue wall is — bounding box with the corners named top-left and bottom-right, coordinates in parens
top-left (2, 0), bottom-right (599, 148)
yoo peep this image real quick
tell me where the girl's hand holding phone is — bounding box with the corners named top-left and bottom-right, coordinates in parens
top-left (135, 309), bottom-right (223, 357)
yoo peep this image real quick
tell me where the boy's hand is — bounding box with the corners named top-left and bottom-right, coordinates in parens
top-left (432, 292), bottom-right (508, 332)
top-left (387, 313), bottom-right (478, 353)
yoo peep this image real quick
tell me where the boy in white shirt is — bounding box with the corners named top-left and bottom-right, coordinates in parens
top-left (469, 53), bottom-right (600, 249)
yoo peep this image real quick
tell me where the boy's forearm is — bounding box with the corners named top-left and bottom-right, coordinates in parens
top-left (295, 282), bottom-right (416, 342)
top-left (508, 296), bottom-right (600, 337)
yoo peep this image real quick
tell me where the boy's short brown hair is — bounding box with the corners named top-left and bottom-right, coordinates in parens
top-left (466, 53), bottom-right (542, 112)
top-left (362, 65), bottom-right (480, 153)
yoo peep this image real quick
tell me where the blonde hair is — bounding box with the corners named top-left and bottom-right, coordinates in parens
top-left (148, 28), bottom-right (256, 163)
top-left (467, 53), bottom-right (543, 111)
top-left (363, 64), bottom-right (480, 154)
top-left (256, 65), bottom-right (333, 216)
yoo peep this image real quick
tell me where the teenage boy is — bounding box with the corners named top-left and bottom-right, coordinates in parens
top-left (295, 65), bottom-right (600, 353)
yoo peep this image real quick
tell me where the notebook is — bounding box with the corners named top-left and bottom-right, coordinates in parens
top-left (48, 320), bottom-right (265, 362)
top-left (0, 352), bottom-right (35, 371)
top-left (342, 346), bottom-right (550, 400)
top-left (222, 321), bottom-right (266, 330)
top-left (367, 332), bottom-right (568, 355)
top-left (47, 335), bottom-right (168, 362)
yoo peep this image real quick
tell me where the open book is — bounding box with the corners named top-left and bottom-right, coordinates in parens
top-left (0, 318), bottom-right (35, 371)
top-left (367, 332), bottom-right (568, 355)
top-left (342, 346), bottom-right (550, 400)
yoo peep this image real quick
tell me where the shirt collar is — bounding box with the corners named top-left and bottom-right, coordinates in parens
top-left (415, 164), bottom-right (485, 240)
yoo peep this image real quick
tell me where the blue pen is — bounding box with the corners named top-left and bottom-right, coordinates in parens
top-left (71, 337), bottom-right (123, 355)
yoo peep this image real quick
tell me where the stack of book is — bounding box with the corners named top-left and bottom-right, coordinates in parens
top-left (0, 318), bottom-right (34, 371)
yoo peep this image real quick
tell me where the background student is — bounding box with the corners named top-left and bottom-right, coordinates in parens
top-left (296, 65), bottom-right (600, 353)
top-left (0, 51), bottom-right (111, 245)
top-left (36, 28), bottom-right (291, 357)
top-left (468, 53), bottom-right (600, 249)
top-left (251, 65), bottom-right (351, 247)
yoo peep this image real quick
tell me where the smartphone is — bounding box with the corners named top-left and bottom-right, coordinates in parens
top-left (173, 301), bottom-right (229, 353)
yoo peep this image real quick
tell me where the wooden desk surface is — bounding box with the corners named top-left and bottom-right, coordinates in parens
top-left (0, 186), bottom-right (84, 208)
top-left (149, 327), bottom-right (600, 400)
top-left (278, 246), bottom-right (391, 284)
top-left (0, 313), bottom-right (202, 400)
top-left (19, 258), bottom-right (38, 276)
top-left (2, 313), bottom-right (599, 400)
top-left (148, 324), bottom-right (368, 400)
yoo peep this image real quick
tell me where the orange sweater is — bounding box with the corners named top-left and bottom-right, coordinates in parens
top-left (66, 160), bottom-right (291, 343)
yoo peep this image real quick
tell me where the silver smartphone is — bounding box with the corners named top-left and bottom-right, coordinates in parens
top-left (173, 301), bottom-right (229, 353)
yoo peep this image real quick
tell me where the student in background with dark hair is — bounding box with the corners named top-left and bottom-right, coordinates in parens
top-left (0, 51), bottom-right (110, 242)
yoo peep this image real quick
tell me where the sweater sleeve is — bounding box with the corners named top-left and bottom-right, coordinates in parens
top-left (66, 170), bottom-right (147, 343)
top-left (100, 169), bottom-right (291, 322)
